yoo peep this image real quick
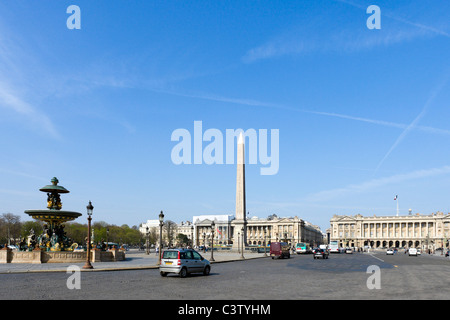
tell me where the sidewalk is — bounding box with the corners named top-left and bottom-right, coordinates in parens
top-left (364, 248), bottom-right (450, 259)
top-left (0, 249), bottom-right (269, 274)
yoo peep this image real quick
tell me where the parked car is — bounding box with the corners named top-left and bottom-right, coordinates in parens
top-left (345, 248), bottom-right (353, 254)
top-left (313, 248), bottom-right (329, 259)
top-left (408, 248), bottom-right (418, 256)
top-left (386, 248), bottom-right (394, 255)
top-left (159, 248), bottom-right (210, 278)
top-left (270, 242), bottom-right (290, 259)
top-left (417, 249), bottom-right (421, 255)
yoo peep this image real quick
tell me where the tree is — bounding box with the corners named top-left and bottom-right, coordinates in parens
top-left (176, 233), bottom-right (189, 247)
top-left (21, 221), bottom-right (43, 238)
top-left (0, 213), bottom-right (22, 245)
top-left (163, 220), bottom-right (178, 247)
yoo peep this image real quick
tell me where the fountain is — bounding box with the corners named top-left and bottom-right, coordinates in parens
top-left (0, 177), bottom-right (125, 264)
top-left (25, 177), bottom-right (81, 252)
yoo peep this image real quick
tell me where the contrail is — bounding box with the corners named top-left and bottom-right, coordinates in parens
top-left (155, 87), bottom-right (450, 137)
top-left (374, 75), bottom-right (449, 174)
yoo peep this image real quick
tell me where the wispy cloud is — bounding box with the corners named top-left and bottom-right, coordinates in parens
top-left (0, 18), bottom-right (61, 140)
top-left (304, 110), bottom-right (450, 136)
top-left (303, 165), bottom-right (450, 203)
top-left (0, 82), bottom-right (61, 139)
top-left (242, 29), bottom-right (430, 63)
top-left (0, 168), bottom-right (47, 182)
top-left (243, 1), bottom-right (449, 63)
top-left (158, 87), bottom-right (450, 138)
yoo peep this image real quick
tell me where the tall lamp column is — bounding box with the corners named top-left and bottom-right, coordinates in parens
top-left (146, 226), bottom-right (150, 255)
top-left (210, 221), bottom-right (215, 262)
top-left (264, 227), bottom-right (267, 257)
top-left (241, 226), bottom-right (245, 259)
top-left (83, 201), bottom-right (94, 269)
top-left (158, 211), bottom-right (164, 264)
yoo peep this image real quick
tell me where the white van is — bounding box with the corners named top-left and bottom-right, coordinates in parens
top-left (408, 248), bottom-right (418, 256)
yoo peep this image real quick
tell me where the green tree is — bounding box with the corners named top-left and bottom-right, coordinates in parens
top-left (21, 221), bottom-right (43, 238)
top-left (0, 213), bottom-right (22, 245)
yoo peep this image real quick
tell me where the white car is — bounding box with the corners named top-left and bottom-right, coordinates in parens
top-left (408, 248), bottom-right (418, 256)
top-left (386, 248), bottom-right (394, 255)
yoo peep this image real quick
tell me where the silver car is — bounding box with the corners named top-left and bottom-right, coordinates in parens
top-left (159, 248), bottom-right (211, 278)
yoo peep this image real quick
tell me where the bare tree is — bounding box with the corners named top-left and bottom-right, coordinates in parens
top-left (0, 213), bottom-right (22, 245)
top-left (163, 220), bottom-right (178, 247)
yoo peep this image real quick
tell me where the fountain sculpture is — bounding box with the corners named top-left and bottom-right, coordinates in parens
top-left (24, 177), bottom-right (81, 251)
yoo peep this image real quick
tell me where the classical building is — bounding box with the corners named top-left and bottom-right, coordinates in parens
top-left (193, 214), bottom-right (234, 247)
top-left (177, 220), bottom-right (194, 240)
top-left (139, 219), bottom-right (160, 234)
top-left (192, 214), bottom-right (323, 248)
top-left (139, 214), bottom-right (323, 248)
top-left (329, 211), bottom-right (450, 250)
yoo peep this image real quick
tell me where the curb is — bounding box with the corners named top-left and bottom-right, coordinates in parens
top-left (0, 255), bottom-right (269, 274)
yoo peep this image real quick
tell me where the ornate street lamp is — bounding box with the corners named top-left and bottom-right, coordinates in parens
top-left (106, 227), bottom-right (109, 250)
top-left (210, 221), bottom-right (215, 262)
top-left (238, 232), bottom-right (240, 254)
top-left (158, 211), bottom-right (164, 264)
top-left (146, 226), bottom-right (150, 255)
top-left (241, 226), bottom-right (245, 259)
top-left (190, 225), bottom-right (194, 248)
top-left (83, 201), bottom-right (94, 269)
top-left (264, 227), bottom-right (267, 257)
top-left (203, 232), bottom-right (206, 252)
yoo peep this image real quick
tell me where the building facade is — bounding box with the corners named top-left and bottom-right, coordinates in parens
top-left (192, 214), bottom-right (324, 248)
top-left (329, 212), bottom-right (450, 250)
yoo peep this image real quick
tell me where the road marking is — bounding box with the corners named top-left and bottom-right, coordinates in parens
top-left (368, 253), bottom-right (384, 262)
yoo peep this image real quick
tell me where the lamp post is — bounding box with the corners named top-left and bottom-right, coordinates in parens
top-left (158, 211), bottom-right (164, 264)
top-left (241, 227), bottom-right (245, 259)
top-left (203, 233), bottom-right (206, 252)
top-left (444, 234), bottom-right (448, 256)
top-left (264, 227), bottom-right (267, 256)
top-left (146, 226), bottom-right (150, 255)
top-left (210, 221), bottom-right (215, 262)
top-left (190, 225), bottom-right (194, 248)
top-left (238, 232), bottom-right (240, 254)
top-left (106, 227), bottom-right (109, 250)
top-left (83, 201), bottom-right (94, 269)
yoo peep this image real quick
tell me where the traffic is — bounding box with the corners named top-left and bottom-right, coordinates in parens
top-left (157, 240), bottom-right (437, 278)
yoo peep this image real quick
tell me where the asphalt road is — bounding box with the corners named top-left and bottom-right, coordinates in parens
top-left (1, 251), bottom-right (450, 300)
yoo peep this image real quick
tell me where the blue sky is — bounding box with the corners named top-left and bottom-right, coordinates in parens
top-left (0, 0), bottom-right (449, 232)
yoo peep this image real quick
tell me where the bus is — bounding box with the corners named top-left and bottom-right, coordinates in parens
top-left (295, 242), bottom-right (311, 254)
top-left (329, 240), bottom-right (340, 253)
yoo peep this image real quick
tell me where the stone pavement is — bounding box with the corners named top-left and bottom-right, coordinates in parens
top-left (0, 249), bottom-right (270, 274)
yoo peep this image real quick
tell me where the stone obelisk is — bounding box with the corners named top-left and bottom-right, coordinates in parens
top-left (232, 132), bottom-right (247, 249)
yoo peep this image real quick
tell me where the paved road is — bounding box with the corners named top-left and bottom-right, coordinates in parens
top-left (1, 250), bottom-right (450, 300)
top-left (0, 249), bottom-right (259, 273)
